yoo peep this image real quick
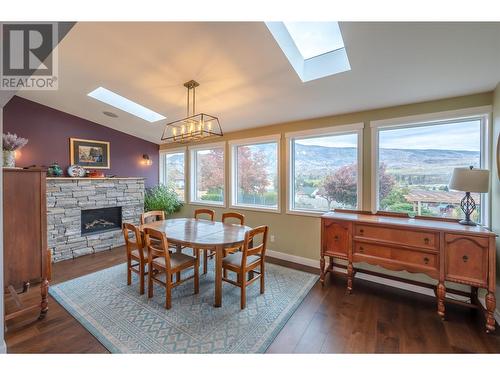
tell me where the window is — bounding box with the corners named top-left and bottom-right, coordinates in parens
top-left (230, 136), bottom-right (280, 211)
top-left (372, 109), bottom-right (490, 224)
top-left (287, 124), bottom-right (363, 214)
top-left (190, 143), bottom-right (225, 206)
top-left (284, 22), bottom-right (345, 59)
top-left (265, 22), bottom-right (350, 82)
top-left (159, 149), bottom-right (185, 201)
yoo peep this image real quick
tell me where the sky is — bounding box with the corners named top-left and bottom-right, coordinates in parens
top-left (296, 120), bottom-right (481, 151)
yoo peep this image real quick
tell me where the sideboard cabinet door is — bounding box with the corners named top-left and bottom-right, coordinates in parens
top-left (323, 220), bottom-right (350, 259)
top-left (444, 234), bottom-right (489, 287)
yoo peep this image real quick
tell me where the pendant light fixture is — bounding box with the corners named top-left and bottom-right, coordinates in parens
top-left (161, 80), bottom-right (223, 144)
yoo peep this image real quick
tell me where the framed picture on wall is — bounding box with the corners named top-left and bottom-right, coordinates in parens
top-left (70, 138), bottom-right (110, 169)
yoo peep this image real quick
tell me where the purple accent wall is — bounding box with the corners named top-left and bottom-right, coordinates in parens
top-left (4, 96), bottom-right (159, 187)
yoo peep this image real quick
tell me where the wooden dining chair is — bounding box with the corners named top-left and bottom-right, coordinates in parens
top-left (140, 210), bottom-right (165, 225)
top-left (222, 225), bottom-right (269, 309)
top-left (221, 212), bottom-right (245, 278)
top-left (222, 212), bottom-right (245, 256)
top-left (194, 208), bottom-right (216, 274)
top-left (122, 222), bottom-right (148, 295)
top-left (144, 227), bottom-right (199, 309)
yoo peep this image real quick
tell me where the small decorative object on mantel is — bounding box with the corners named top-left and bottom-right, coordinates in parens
top-left (2, 132), bottom-right (28, 168)
top-left (47, 162), bottom-right (64, 177)
top-left (70, 138), bottom-right (110, 169)
top-left (87, 169), bottom-right (105, 178)
top-left (449, 166), bottom-right (490, 226)
top-left (67, 164), bottom-right (86, 177)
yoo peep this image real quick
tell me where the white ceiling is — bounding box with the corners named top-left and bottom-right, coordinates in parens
top-left (18, 22), bottom-right (500, 144)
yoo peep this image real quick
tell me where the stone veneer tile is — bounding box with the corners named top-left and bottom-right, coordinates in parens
top-left (47, 178), bottom-right (145, 262)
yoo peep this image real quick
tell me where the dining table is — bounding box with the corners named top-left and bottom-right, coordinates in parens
top-left (140, 218), bottom-right (252, 307)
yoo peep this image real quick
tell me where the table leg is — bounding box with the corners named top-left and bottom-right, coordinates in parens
top-left (214, 244), bottom-right (223, 307)
top-left (176, 243), bottom-right (182, 283)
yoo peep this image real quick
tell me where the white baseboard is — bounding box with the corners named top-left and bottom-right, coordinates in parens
top-left (266, 249), bottom-right (500, 324)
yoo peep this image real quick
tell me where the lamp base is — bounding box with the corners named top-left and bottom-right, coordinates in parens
top-left (458, 218), bottom-right (477, 226)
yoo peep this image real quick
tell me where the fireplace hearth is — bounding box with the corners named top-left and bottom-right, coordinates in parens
top-left (81, 206), bottom-right (122, 235)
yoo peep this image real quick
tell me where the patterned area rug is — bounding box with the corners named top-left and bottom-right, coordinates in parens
top-left (49, 261), bottom-right (318, 353)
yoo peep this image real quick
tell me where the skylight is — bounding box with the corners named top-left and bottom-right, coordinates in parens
top-left (265, 22), bottom-right (350, 82)
top-left (87, 87), bottom-right (166, 122)
top-left (284, 22), bottom-right (345, 60)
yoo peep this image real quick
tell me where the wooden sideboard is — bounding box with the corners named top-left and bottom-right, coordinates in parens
top-left (320, 210), bottom-right (497, 333)
top-left (3, 168), bottom-right (50, 321)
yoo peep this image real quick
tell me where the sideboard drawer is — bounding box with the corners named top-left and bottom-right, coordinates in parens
top-left (445, 234), bottom-right (488, 287)
top-left (354, 242), bottom-right (439, 273)
top-left (354, 224), bottom-right (438, 250)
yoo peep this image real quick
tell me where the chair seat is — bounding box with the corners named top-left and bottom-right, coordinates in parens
top-left (131, 249), bottom-right (143, 260)
top-left (153, 252), bottom-right (196, 269)
top-left (223, 252), bottom-right (260, 268)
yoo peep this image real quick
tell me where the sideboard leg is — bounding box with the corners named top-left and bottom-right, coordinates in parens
top-left (485, 291), bottom-right (496, 333)
top-left (347, 262), bottom-right (354, 294)
top-left (320, 256), bottom-right (325, 286)
top-left (437, 282), bottom-right (446, 320)
top-left (39, 278), bottom-right (49, 319)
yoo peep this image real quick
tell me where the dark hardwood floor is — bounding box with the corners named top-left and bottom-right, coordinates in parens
top-left (5, 248), bottom-right (500, 353)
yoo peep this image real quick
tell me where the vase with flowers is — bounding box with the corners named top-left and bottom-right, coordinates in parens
top-left (2, 132), bottom-right (28, 168)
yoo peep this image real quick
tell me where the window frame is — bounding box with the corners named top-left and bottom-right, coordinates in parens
top-left (229, 134), bottom-right (282, 213)
top-left (188, 141), bottom-right (227, 207)
top-left (159, 146), bottom-right (187, 202)
top-left (370, 106), bottom-right (492, 225)
top-left (285, 123), bottom-right (364, 217)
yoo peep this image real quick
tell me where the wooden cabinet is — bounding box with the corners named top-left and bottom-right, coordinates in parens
top-left (3, 168), bottom-right (50, 321)
top-left (320, 211), bottom-right (497, 333)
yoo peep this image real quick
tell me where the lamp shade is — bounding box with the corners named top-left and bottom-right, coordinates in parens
top-left (449, 167), bottom-right (490, 193)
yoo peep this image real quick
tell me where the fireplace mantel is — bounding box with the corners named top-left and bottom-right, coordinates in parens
top-left (47, 177), bottom-right (144, 262)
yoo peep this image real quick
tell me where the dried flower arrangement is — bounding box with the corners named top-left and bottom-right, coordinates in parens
top-left (3, 132), bottom-right (28, 151)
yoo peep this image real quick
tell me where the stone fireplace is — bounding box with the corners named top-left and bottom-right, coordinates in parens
top-left (47, 177), bottom-right (144, 262)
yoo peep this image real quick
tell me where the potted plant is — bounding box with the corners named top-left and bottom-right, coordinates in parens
top-left (2, 132), bottom-right (28, 168)
top-left (144, 184), bottom-right (183, 215)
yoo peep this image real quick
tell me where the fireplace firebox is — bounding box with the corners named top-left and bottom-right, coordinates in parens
top-left (81, 206), bottom-right (122, 235)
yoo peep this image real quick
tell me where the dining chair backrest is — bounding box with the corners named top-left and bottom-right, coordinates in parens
top-left (222, 212), bottom-right (245, 226)
top-left (122, 222), bottom-right (145, 260)
top-left (144, 227), bottom-right (171, 271)
top-left (242, 225), bottom-right (269, 264)
top-left (140, 210), bottom-right (166, 225)
top-left (194, 208), bottom-right (215, 221)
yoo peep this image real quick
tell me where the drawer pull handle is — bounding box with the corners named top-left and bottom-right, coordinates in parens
top-left (423, 257), bottom-right (429, 265)
top-left (334, 235), bottom-right (339, 241)
top-left (462, 255), bottom-right (468, 263)
top-left (359, 229), bottom-right (364, 234)
top-left (424, 238), bottom-right (430, 244)
top-left (359, 246), bottom-right (364, 253)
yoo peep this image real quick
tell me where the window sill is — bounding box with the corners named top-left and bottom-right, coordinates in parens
top-left (286, 209), bottom-right (327, 218)
top-left (229, 204), bottom-right (281, 214)
top-left (189, 201), bottom-right (226, 208)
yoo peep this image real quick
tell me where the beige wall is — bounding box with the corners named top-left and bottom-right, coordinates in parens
top-left (492, 84), bottom-right (500, 296)
top-left (161, 92), bottom-right (495, 273)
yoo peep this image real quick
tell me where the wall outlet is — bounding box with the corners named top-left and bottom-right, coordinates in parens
top-left (270, 235), bottom-right (275, 242)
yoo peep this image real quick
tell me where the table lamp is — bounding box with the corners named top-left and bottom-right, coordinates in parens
top-left (449, 166), bottom-right (490, 226)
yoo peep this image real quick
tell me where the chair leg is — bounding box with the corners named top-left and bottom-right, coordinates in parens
top-left (240, 271), bottom-right (246, 309)
top-left (203, 249), bottom-right (208, 274)
top-left (127, 258), bottom-right (132, 285)
top-left (166, 277), bottom-right (172, 310)
top-left (147, 266), bottom-right (154, 298)
top-left (260, 262), bottom-right (265, 294)
top-left (194, 259), bottom-right (199, 294)
top-left (139, 263), bottom-right (145, 295)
